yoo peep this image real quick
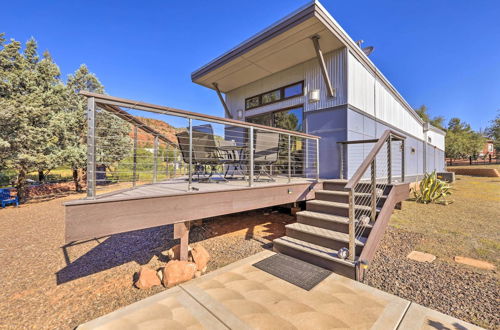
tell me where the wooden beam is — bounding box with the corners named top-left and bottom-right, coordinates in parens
top-left (212, 82), bottom-right (233, 119)
top-left (174, 222), bottom-right (190, 261)
top-left (311, 35), bottom-right (336, 98)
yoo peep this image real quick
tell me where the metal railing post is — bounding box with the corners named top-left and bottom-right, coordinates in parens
top-left (316, 139), bottom-right (320, 180)
top-left (370, 160), bottom-right (376, 222)
top-left (288, 134), bottom-right (291, 183)
top-left (173, 148), bottom-right (177, 178)
top-left (249, 127), bottom-right (254, 187)
top-left (153, 135), bottom-right (158, 183)
top-left (387, 136), bottom-right (392, 184)
top-left (86, 97), bottom-right (96, 199)
top-left (132, 125), bottom-right (138, 187)
top-left (401, 140), bottom-right (405, 182)
top-left (348, 188), bottom-right (356, 261)
top-left (188, 118), bottom-right (193, 191)
top-left (339, 143), bottom-right (344, 180)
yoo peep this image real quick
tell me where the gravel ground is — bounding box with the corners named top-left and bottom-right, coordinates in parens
top-left (365, 227), bottom-right (500, 329)
top-left (0, 192), bottom-right (293, 330)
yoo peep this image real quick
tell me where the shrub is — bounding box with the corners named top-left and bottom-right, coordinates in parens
top-left (412, 171), bottom-right (452, 205)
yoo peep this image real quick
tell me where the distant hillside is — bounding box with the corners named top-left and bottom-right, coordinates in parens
top-left (129, 116), bottom-right (185, 146)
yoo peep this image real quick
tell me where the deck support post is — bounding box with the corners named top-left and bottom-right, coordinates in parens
top-left (86, 97), bottom-right (96, 199)
top-left (212, 82), bottom-right (232, 119)
top-left (153, 135), bottom-right (159, 183)
top-left (174, 222), bottom-right (190, 261)
top-left (348, 188), bottom-right (356, 261)
top-left (311, 35), bottom-right (336, 98)
top-left (387, 136), bottom-right (392, 184)
top-left (249, 127), bottom-right (254, 187)
top-left (132, 125), bottom-right (138, 187)
top-left (188, 118), bottom-right (193, 191)
top-left (288, 135), bottom-right (291, 183)
top-left (370, 160), bottom-right (376, 222)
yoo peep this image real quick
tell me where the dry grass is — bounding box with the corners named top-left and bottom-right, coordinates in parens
top-left (447, 164), bottom-right (500, 171)
top-left (390, 175), bottom-right (500, 269)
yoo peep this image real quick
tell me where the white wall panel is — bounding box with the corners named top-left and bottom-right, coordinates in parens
top-left (348, 54), bottom-right (375, 116)
top-left (426, 130), bottom-right (445, 150)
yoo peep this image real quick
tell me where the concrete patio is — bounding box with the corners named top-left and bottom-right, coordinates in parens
top-left (77, 251), bottom-right (483, 330)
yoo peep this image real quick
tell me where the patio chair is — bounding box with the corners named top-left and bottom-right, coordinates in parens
top-left (1, 188), bottom-right (19, 208)
top-left (217, 139), bottom-right (246, 179)
top-left (253, 131), bottom-right (280, 182)
top-left (176, 124), bottom-right (230, 182)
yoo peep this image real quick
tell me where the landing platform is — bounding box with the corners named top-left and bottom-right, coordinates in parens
top-left (77, 251), bottom-right (483, 330)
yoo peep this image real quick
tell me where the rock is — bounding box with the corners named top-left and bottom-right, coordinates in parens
top-left (134, 267), bottom-right (161, 289)
top-left (407, 251), bottom-right (436, 263)
top-left (191, 244), bottom-right (210, 272)
top-left (166, 244), bottom-right (192, 261)
top-left (454, 256), bottom-right (495, 270)
top-left (161, 260), bottom-right (197, 288)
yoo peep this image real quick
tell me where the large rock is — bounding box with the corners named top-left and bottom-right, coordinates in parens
top-left (134, 267), bottom-right (161, 289)
top-left (191, 244), bottom-right (210, 273)
top-left (161, 260), bottom-right (197, 288)
top-left (166, 244), bottom-right (192, 261)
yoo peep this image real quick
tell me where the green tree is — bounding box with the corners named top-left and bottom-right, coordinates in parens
top-left (0, 34), bottom-right (65, 201)
top-left (445, 117), bottom-right (485, 163)
top-left (485, 110), bottom-right (500, 152)
top-left (415, 105), bottom-right (445, 130)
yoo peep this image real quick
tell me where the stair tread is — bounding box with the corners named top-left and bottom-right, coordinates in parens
top-left (286, 222), bottom-right (367, 246)
top-left (316, 190), bottom-right (387, 198)
top-left (297, 211), bottom-right (373, 228)
top-left (308, 200), bottom-right (381, 212)
top-left (274, 236), bottom-right (357, 267)
top-left (322, 179), bottom-right (348, 183)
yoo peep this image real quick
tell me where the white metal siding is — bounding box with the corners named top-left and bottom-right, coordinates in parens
top-left (348, 53), bottom-right (375, 116)
top-left (425, 130), bottom-right (445, 150)
top-left (225, 48), bottom-right (347, 119)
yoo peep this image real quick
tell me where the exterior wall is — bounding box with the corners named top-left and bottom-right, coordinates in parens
top-left (225, 48), bottom-right (348, 120)
top-left (425, 128), bottom-right (445, 150)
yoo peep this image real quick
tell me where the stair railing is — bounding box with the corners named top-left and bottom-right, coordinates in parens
top-left (340, 130), bottom-right (406, 261)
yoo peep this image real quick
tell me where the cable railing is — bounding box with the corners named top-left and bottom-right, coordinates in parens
top-left (84, 92), bottom-right (320, 199)
top-left (338, 130), bottom-right (405, 261)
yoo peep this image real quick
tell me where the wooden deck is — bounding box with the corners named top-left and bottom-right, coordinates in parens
top-left (64, 177), bottom-right (322, 243)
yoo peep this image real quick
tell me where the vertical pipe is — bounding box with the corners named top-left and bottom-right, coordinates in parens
top-left (316, 139), bottom-right (320, 180)
top-left (401, 140), bottom-right (405, 182)
top-left (86, 97), bottom-right (96, 199)
top-left (173, 147), bottom-right (177, 178)
top-left (153, 135), bottom-right (158, 183)
top-left (370, 160), bottom-right (376, 222)
top-left (348, 188), bottom-right (356, 261)
top-left (249, 127), bottom-right (254, 187)
top-left (188, 118), bottom-right (193, 191)
top-left (339, 143), bottom-right (344, 179)
top-left (132, 126), bottom-right (138, 187)
top-left (288, 135), bottom-right (291, 183)
top-left (387, 136), bottom-right (392, 184)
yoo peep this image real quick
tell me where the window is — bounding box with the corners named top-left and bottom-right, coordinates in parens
top-left (247, 106), bottom-right (303, 132)
top-left (245, 81), bottom-right (304, 110)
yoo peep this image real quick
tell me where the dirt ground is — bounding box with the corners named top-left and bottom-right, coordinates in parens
top-left (0, 191), bottom-right (293, 329)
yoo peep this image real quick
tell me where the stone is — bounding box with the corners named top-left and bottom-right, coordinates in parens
top-left (454, 256), bottom-right (495, 270)
top-left (407, 251), bottom-right (436, 263)
top-left (162, 260), bottom-right (197, 288)
top-left (191, 244), bottom-right (210, 273)
top-left (166, 244), bottom-right (193, 261)
top-left (134, 267), bottom-right (161, 289)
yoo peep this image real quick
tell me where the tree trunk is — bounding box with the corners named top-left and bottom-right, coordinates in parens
top-left (73, 169), bottom-right (82, 192)
top-left (16, 168), bottom-right (28, 203)
top-left (38, 170), bottom-right (45, 182)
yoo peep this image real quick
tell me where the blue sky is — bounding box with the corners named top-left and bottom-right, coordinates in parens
top-left (3, 0), bottom-right (499, 131)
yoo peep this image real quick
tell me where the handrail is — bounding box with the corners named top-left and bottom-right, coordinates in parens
top-left (345, 130), bottom-right (405, 189)
top-left (80, 91), bottom-right (320, 140)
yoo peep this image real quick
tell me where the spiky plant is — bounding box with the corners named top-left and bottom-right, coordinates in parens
top-left (412, 171), bottom-right (452, 205)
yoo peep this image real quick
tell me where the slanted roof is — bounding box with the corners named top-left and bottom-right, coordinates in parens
top-left (192, 1), bottom-right (424, 125)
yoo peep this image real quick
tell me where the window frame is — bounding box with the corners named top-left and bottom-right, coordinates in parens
top-left (246, 105), bottom-right (305, 132)
top-left (245, 81), bottom-right (304, 110)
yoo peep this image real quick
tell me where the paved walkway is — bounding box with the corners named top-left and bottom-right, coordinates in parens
top-left (78, 251), bottom-right (483, 330)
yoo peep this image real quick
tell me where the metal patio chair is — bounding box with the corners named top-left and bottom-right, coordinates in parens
top-left (253, 131), bottom-right (280, 182)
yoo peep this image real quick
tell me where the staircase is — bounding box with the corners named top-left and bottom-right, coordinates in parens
top-left (273, 130), bottom-right (409, 280)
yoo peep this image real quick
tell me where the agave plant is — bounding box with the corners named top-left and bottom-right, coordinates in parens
top-left (413, 171), bottom-right (452, 204)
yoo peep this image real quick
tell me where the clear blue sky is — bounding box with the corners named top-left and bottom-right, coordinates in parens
top-left (3, 0), bottom-right (499, 131)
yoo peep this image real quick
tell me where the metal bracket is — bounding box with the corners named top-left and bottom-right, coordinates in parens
top-left (311, 35), bottom-right (336, 98)
top-left (212, 82), bottom-right (233, 119)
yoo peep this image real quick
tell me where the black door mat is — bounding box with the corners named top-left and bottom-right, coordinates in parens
top-left (252, 253), bottom-right (332, 291)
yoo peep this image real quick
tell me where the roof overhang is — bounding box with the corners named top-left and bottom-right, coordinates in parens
top-left (191, 1), bottom-right (344, 93)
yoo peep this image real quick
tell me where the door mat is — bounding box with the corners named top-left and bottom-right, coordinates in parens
top-left (252, 253), bottom-right (331, 290)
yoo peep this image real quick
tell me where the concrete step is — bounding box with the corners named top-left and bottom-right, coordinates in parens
top-left (296, 210), bottom-right (372, 235)
top-left (273, 236), bottom-right (357, 279)
top-left (322, 179), bottom-right (348, 191)
top-left (285, 222), bottom-right (366, 256)
top-left (315, 190), bottom-right (387, 207)
top-left (306, 200), bottom-right (381, 217)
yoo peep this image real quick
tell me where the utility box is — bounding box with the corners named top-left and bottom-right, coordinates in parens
top-left (437, 171), bottom-right (455, 183)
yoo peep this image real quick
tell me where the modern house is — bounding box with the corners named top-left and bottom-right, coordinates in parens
top-left (192, 0), bottom-right (446, 179)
